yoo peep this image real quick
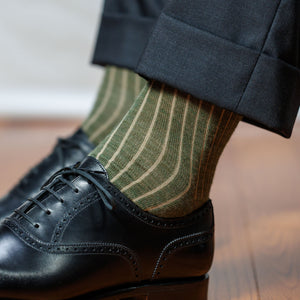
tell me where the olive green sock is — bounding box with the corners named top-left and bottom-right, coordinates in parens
top-left (82, 66), bottom-right (146, 144)
top-left (90, 81), bottom-right (241, 218)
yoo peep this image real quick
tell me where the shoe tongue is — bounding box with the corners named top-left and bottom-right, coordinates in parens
top-left (69, 128), bottom-right (88, 142)
top-left (67, 128), bottom-right (95, 149)
top-left (78, 156), bottom-right (108, 179)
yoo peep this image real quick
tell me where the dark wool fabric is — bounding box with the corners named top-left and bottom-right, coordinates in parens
top-left (92, 0), bottom-right (300, 138)
top-left (92, 0), bottom-right (167, 69)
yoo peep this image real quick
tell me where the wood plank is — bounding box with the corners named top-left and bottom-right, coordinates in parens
top-left (209, 130), bottom-right (259, 300)
top-left (227, 123), bottom-right (300, 299)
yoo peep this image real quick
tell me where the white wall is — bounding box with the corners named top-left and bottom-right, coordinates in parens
top-left (0, 0), bottom-right (104, 117)
top-left (0, 2), bottom-right (298, 120)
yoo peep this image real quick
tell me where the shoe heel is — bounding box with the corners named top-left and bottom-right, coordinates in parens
top-left (120, 275), bottom-right (209, 300)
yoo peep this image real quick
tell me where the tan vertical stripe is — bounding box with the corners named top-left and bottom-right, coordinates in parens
top-left (133, 96), bottom-right (190, 203)
top-left (111, 84), bottom-right (165, 182)
top-left (121, 89), bottom-right (177, 193)
top-left (103, 82), bottom-right (154, 168)
top-left (135, 75), bottom-right (141, 98)
top-left (84, 68), bottom-right (116, 130)
top-left (204, 111), bottom-right (235, 194)
top-left (214, 112), bottom-right (234, 148)
top-left (90, 70), bottom-right (128, 142)
top-left (199, 109), bottom-right (225, 199)
top-left (193, 106), bottom-right (214, 205)
top-left (96, 82), bottom-right (154, 160)
top-left (139, 76), bottom-right (144, 92)
top-left (147, 99), bottom-right (202, 211)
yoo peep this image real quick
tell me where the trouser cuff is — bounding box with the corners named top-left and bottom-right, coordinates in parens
top-left (92, 13), bottom-right (156, 70)
top-left (136, 12), bottom-right (300, 138)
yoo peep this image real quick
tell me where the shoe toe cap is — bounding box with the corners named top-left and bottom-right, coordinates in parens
top-left (0, 224), bottom-right (55, 298)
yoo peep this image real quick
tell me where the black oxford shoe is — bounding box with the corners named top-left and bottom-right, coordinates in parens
top-left (0, 156), bottom-right (214, 300)
top-left (0, 129), bottom-right (94, 221)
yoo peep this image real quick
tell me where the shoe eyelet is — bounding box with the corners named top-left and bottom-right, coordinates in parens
top-left (74, 189), bottom-right (79, 193)
top-left (46, 210), bottom-right (51, 215)
top-left (34, 224), bottom-right (40, 228)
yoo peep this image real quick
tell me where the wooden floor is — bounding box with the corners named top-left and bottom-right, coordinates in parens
top-left (0, 119), bottom-right (299, 300)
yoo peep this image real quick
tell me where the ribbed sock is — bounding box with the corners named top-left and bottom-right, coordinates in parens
top-left (90, 81), bottom-right (241, 218)
top-left (82, 66), bottom-right (146, 144)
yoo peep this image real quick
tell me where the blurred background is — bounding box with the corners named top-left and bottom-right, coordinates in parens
top-left (0, 0), bottom-right (104, 118)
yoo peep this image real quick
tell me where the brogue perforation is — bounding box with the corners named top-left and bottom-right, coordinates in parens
top-left (152, 231), bottom-right (214, 279)
top-left (0, 157), bottom-right (214, 300)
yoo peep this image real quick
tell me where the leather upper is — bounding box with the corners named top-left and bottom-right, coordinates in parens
top-left (0, 129), bottom-right (94, 221)
top-left (0, 156), bottom-right (214, 300)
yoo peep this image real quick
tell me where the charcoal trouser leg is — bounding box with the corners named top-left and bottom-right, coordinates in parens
top-left (92, 0), bottom-right (167, 69)
top-left (92, 0), bottom-right (300, 138)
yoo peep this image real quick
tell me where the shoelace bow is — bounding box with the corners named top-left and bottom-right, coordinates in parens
top-left (14, 166), bottom-right (115, 228)
top-left (15, 137), bottom-right (87, 192)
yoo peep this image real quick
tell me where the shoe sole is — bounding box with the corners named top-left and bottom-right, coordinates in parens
top-left (71, 275), bottom-right (209, 300)
top-left (1, 275), bottom-right (208, 300)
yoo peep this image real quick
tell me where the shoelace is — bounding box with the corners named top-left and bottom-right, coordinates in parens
top-left (14, 166), bottom-right (115, 228)
top-left (14, 137), bottom-right (87, 192)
